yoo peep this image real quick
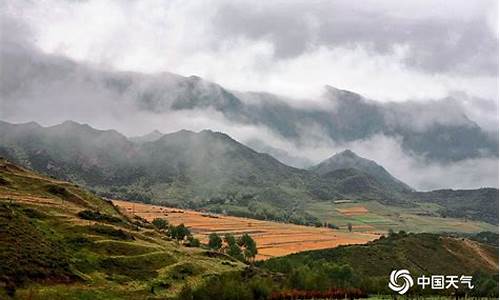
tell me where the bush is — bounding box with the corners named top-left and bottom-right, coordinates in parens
top-left (89, 224), bottom-right (135, 240)
top-left (186, 235), bottom-right (201, 247)
top-left (78, 210), bottom-right (122, 223)
top-left (168, 223), bottom-right (191, 241)
top-left (208, 233), bottom-right (222, 250)
top-left (152, 218), bottom-right (169, 230)
top-left (190, 273), bottom-right (272, 300)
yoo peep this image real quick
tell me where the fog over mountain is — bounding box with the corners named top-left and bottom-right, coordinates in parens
top-left (0, 1), bottom-right (498, 190)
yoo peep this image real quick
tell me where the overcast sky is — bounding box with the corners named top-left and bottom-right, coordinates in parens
top-left (1, 0), bottom-right (499, 190)
top-left (3, 0), bottom-right (498, 102)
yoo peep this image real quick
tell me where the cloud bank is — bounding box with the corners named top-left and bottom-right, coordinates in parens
top-left (3, 0), bottom-right (498, 103)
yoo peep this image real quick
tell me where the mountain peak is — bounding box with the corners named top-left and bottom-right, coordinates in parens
top-left (51, 120), bottom-right (94, 131)
top-left (311, 149), bottom-right (413, 192)
top-left (337, 149), bottom-right (357, 158)
top-left (129, 129), bottom-right (164, 143)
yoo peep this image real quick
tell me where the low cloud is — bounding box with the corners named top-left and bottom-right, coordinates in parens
top-left (0, 5), bottom-right (497, 191)
top-left (3, 0), bottom-right (497, 103)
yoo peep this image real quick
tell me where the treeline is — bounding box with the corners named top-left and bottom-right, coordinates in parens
top-left (207, 232), bottom-right (257, 262)
top-left (150, 218), bottom-right (257, 262)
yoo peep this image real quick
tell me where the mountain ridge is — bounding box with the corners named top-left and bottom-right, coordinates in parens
top-left (2, 44), bottom-right (497, 164)
top-left (0, 120), bottom-right (497, 225)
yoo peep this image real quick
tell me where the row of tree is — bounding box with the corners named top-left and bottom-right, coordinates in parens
top-left (152, 218), bottom-right (200, 246)
top-left (151, 218), bottom-right (257, 261)
top-left (208, 232), bottom-right (258, 262)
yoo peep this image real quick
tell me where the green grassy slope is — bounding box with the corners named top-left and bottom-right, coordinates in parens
top-left (262, 233), bottom-right (498, 276)
top-left (259, 232), bottom-right (499, 296)
top-left (0, 158), bottom-right (245, 299)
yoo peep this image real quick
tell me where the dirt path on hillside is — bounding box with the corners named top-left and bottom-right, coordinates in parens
top-left (462, 239), bottom-right (498, 270)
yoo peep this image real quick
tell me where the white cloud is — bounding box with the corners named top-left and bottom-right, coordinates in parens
top-left (6, 0), bottom-right (497, 104)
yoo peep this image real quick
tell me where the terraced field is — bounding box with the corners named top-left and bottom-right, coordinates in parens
top-left (113, 200), bottom-right (380, 260)
top-left (0, 159), bottom-right (246, 299)
top-left (306, 200), bottom-right (498, 234)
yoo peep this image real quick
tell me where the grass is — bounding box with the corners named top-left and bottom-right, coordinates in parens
top-left (0, 158), bottom-right (246, 299)
top-left (305, 200), bottom-right (498, 234)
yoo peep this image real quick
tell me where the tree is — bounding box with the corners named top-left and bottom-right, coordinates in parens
top-left (227, 242), bottom-right (244, 261)
top-left (347, 222), bottom-right (352, 232)
top-left (238, 233), bottom-right (258, 262)
top-left (208, 233), bottom-right (222, 251)
top-left (169, 223), bottom-right (190, 241)
top-left (224, 233), bottom-right (237, 246)
top-left (186, 235), bottom-right (200, 247)
top-left (224, 233), bottom-right (245, 261)
top-left (152, 218), bottom-right (168, 230)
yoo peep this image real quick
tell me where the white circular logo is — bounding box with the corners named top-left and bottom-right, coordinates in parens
top-left (388, 269), bottom-right (414, 295)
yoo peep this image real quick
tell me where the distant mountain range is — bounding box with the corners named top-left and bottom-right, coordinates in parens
top-left (0, 120), bottom-right (497, 225)
top-left (2, 44), bottom-right (498, 166)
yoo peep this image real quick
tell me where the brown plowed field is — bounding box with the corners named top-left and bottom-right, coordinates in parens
top-left (113, 200), bottom-right (380, 260)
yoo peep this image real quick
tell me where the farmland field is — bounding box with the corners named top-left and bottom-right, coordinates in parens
top-left (113, 200), bottom-right (380, 260)
top-left (306, 200), bottom-right (498, 234)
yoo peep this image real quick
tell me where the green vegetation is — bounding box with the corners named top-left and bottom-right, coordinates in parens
top-left (0, 158), bottom-right (498, 299)
top-left (78, 209), bottom-right (123, 224)
top-left (206, 233), bottom-right (257, 263)
top-left (0, 120), bottom-right (496, 232)
top-left (152, 217), bottom-right (169, 230)
top-left (0, 158), bottom-right (246, 299)
top-left (168, 223), bottom-right (191, 241)
top-left (208, 232), bottom-right (223, 250)
top-left (469, 231), bottom-right (499, 247)
top-left (306, 200), bottom-right (498, 234)
top-left (259, 232), bottom-right (499, 297)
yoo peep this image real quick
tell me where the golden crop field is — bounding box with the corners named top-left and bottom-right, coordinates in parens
top-left (113, 200), bottom-right (380, 260)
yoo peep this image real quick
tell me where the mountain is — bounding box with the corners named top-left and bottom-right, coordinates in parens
top-left (0, 120), bottom-right (497, 225)
top-left (0, 120), bottom-right (138, 186)
top-left (409, 188), bottom-right (499, 225)
top-left (129, 129), bottom-right (164, 143)
top-left (0, 120), bottom-right (341, 225)
top-left (311, 149), bottom-right (413, 193)
top-left (2, 44), bottom-right (497, 164)
top-left (244, 139), bottom-right (314, 169)
top-left (0, 157), bottom-right (246, 298)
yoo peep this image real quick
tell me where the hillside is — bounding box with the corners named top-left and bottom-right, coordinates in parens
top-left (0, 158), bottom-right (246, 299)
top-left (0, 120), bottom-right (498, 227)
top-left (0, 121), bottom-right (341, 225)
top-left (1, 156), bottom-right (497, 298)
top-left (409, 188), bottom-right (499, 225)
top-left (259, 232), bottom-right (499, 296)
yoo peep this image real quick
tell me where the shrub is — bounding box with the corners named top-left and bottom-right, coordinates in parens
top-left (152, 218), bottom-right (169, 230)
top-left (78, 210), bottom-right (122, 223)
top-left (186, 235), bottom-right (201, 247)
top-left (208, 233), bottom-right (222, 250)
top-left (89, 224), bottom-right (135, 240)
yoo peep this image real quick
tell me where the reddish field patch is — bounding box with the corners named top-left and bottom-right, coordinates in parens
top-left (336, 206), bottom-right (369, 216)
